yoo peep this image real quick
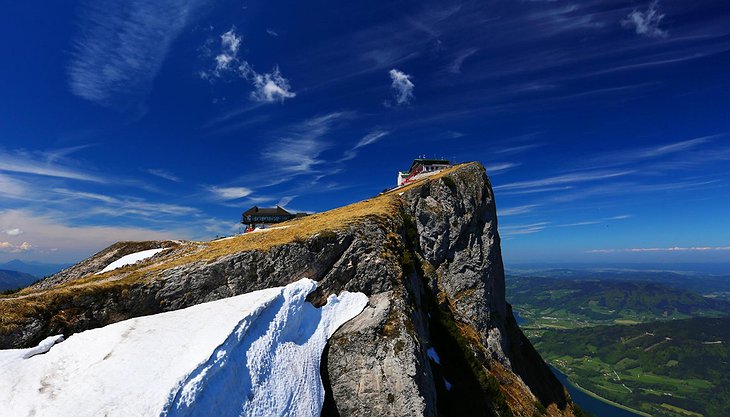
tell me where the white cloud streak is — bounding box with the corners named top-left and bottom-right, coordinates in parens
top-left (0, 149), bottom-right (105, 183)
top-left (449, 48), bottom-right (478, 74)
top-left (588, 246), bottom-right (730, 254)
top-left (52, 188), bottom-right (199, 218)
top-left (355, 130), bottom-right (390, 149)
top-left (588, 136), bottom-right (716, 169)
top-left (254, 112), bottom-right (354, 187)
top-left (500, 222), bottom-right (550, 236)
top-left (0, 174), bottom-right (31, 199)
top-left (147, 169), bottom-right (181, 182)
top-left (207, 186), bottom-right (253, 200)
top-left (499, 204), bottom-right (538, 216)
top-left (277, 196), bottom-right (294, 207)
top-left (338, 130), bottom-right (390, 163)
top-left (494, 170), bottom-right (633, 191)
top-left (485, 162), bottom-right (519, 175)
top-left (642, 137), bottom-right (710, 157)
top-left (556, 214), bottom-right (631, 227)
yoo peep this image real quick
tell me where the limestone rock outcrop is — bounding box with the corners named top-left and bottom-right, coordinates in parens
top-left (0, 162), bottom-right (578, 417)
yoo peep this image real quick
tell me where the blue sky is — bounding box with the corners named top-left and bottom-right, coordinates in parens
top-left (0, 0), bottom-right (729, 264)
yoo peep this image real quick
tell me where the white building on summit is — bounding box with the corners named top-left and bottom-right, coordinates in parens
top-left (397, 158), bottom-right (451, 186)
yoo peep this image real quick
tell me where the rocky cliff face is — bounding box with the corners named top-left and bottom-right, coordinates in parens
top-left (0, 162), bottom-right (579, 417)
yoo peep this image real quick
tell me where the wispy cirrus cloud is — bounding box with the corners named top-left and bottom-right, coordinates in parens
top-left (527, 4), bottom-right (606, 35)
top-left (262, 112), bottom-right (353, 176)
top-left (53, 188), bottom-right (199, 218)
top-left (277, 196), bottom-right (295, 207)
top-left (500, 222), bottom-right (551, 236)
top-left (146, 169), bottom-right (181, 182)
top-left (213, 111), bottom-right (355, 199)
top-left (339, 130), bottom-right (391, 162)
top-left (495, 143), bottom-right (543, 155)
top-left (499, 204), bottom-right (539, 216)
top-left (621, 1), bottom-right (668, 39)
top-left (207, 186), bottom-right (252, 201)
top-left (209, 111), bottom-right (366, 207)
top-left (0, 174), bottom-right (31, 200)
top-left (586, 135), bottom-right (718, 169)
top-left (494, 170), bottom-right (633, 191)
top-left (485, 162), bottom-right (519, 175)
top-left (355, 130), bottom-right (390, 149)
top-left (68, 0), bottom-right (208, 105)
top-left (448, 48), bottom-right (478, 74)
top-left (0, 148), bottom-right (105, 183)
top-left (556, 214), bottom-right (631, 227)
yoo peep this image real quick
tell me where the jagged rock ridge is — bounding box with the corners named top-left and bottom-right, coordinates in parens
top-left (0, 162), bottom-right (579, 417)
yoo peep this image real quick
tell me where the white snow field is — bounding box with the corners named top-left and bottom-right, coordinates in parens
top-left (97, 248), bottom-right (168, 274)
top-left (0, 278), bottom-right (367, 417)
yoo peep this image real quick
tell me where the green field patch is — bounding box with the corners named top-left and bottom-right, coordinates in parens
top-left (615, 357), bottom-right (639, 370)
top-left (659, 403), bottom-right (703, 417)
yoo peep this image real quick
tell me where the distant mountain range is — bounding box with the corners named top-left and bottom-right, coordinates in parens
top-left (0, 260), bottom-right (72, 280)
top-left (0, 269), bottom-right (38, 292)
top-left (507, 262), bottom-right (730, 275)
top-left (507, 276), bottom-right (730, 324)
top-left (507, 268), bottom-right (730, 299)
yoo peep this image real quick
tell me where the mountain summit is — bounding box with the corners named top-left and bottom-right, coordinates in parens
top-left (0, 162), bottom-right (580, 417)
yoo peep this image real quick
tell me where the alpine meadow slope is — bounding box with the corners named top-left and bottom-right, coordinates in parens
top-left (0, 162), bottom-right (582, 417)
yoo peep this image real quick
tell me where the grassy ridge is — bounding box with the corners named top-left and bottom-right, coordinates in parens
top-left (0, 164), bottom-right (469, 336)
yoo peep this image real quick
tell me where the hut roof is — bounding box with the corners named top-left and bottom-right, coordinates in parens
top-left (242, 206), bottom-right (292, 216)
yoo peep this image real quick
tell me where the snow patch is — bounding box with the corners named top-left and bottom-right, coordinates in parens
top-left (0, 335), bottom-right (64, 366)
top-left (97, 248), bottom-right (167, 274)
top-left (163, 279), bottom-right (366, 417)
top-left (249, 225), bottom-right (291, 233)
top-left (0, 279), bottom-right (367, 417)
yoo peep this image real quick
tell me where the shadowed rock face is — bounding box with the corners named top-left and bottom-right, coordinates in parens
top-left (323, 163), bottom-right (573, 417)
top-left (0, 163), bottom-right (575, 417)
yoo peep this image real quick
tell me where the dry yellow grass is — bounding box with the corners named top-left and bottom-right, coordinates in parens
top-left (0, 185), bottom-right (406, 333)
top-left (0, 162), bottom-right (474, 334)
